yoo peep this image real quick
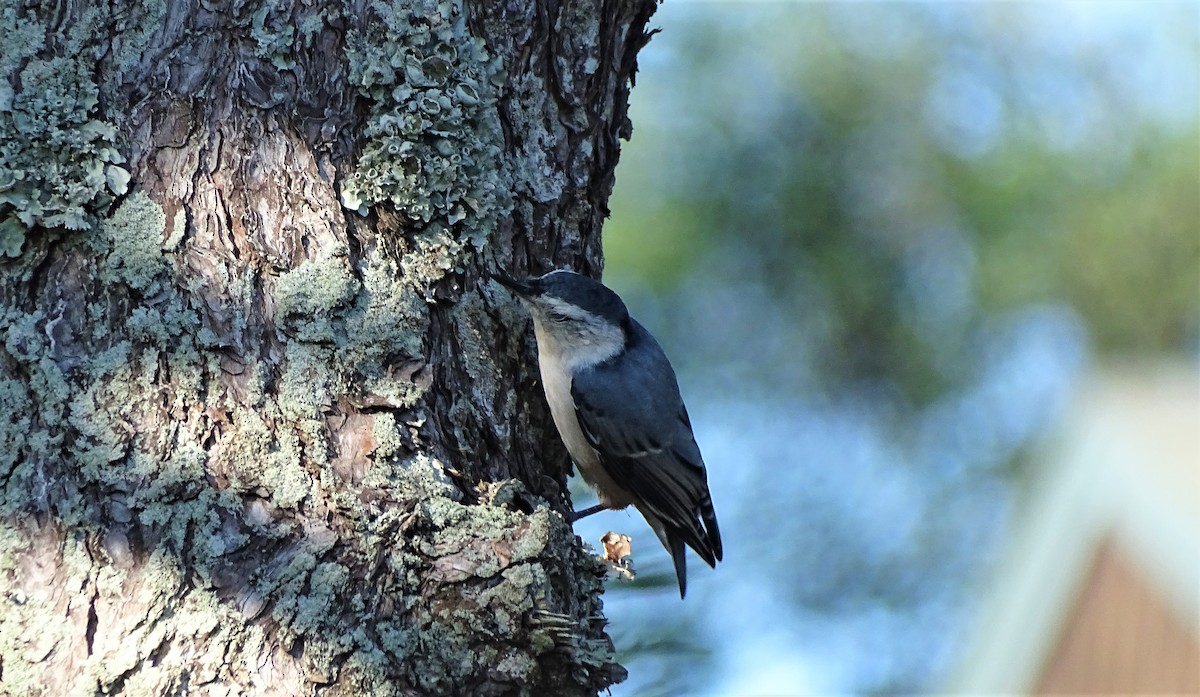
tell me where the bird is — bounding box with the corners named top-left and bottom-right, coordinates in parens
top-left (494, 269), bottom-right (722, 597)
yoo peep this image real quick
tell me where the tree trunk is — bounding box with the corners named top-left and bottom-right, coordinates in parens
top-left (0, 0), bottom-right (655, 694)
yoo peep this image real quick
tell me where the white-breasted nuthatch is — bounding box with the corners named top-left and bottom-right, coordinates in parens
top-left (495, 269), bottom-right (722, 597)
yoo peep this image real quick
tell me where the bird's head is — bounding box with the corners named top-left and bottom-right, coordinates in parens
top-left (494, 269), bottom-right (631, 368)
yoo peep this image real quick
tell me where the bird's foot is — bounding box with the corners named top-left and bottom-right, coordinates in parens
top-left (566, 502), bottom-right (608, 523)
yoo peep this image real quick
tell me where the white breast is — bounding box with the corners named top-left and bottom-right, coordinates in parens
top-left (533, 326), bottom-right (634, 509)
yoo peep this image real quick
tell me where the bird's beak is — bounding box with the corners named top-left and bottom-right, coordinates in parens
top-left (493, 273), bottom-right (534, 297)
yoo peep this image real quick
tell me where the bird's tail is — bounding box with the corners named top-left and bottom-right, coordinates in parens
top-left (666, 529), bottom-right (688, 599)
top-left (644, 513), bottom-right (692, 598)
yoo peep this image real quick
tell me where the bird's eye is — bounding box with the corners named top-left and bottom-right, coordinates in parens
top-left (549, 312), bottom-right (571, 324)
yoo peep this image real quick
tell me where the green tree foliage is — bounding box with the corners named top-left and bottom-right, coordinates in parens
top-left (607, 3), bottom-right (1198, 402)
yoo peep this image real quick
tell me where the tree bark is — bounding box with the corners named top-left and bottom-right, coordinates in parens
top-left (0, 0), bottom-right (655, 694)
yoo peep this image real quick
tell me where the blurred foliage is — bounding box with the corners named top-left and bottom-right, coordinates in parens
top-left (606, 2), bottom-right (1198, 405)
top-left (591, 2), bottom-right (1198, 694)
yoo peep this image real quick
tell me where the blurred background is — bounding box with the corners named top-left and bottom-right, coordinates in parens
top-left (568, 2), bottom-right (1199, 695)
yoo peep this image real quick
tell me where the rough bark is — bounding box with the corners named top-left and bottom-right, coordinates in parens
top-left (0, 0), bottom-right (656, 694)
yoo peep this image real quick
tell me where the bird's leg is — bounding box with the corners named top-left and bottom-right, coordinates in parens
top-left (567, 502), bottom-right (609, 523)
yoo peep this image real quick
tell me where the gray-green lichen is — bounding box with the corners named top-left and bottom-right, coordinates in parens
top-left (276, 254), bottom-right (359, 342)
top-left (209, 453), bottom-right (585, 693)
top-left (0, 5), bottom-right (131, 251)
top-left (270, 248), bottom-right (435, 467)
top-left (0, 377), bottom-right (30, 476)
top-left (341, 0), bottom-right (511, 244)
top-left (0, 191), bottom-right (203, 531)
top-left (251, 3), bottom-right (299, 71)
top-left (249, 0), bottom-right (331, 72)
top-left (91, 191), bottom-right (169, 291)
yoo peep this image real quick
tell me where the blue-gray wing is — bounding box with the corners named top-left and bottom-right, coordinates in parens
top-left (570, 322), bottom-right (722, 574)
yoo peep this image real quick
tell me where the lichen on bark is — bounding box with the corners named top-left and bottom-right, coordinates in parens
top-left (0, 0), bottom-right (163, 251)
